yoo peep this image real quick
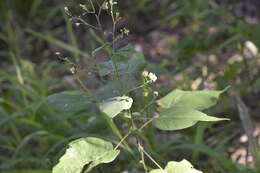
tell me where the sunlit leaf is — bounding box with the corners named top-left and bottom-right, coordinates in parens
top-left (149, 169), bottom-right (166, 173)
top-left (154, 107), bottom-right (228, 131)
top-left (165, 159), bottom-right (202, 173)
top-left (157, 87), bottom-right (229, 110)
top-left (149, 160), bottom-right (202, 173)
top-left (52, 137), bottom-right (120, 173)
top-left (99, 96), bottom-right (133, 118)
top-left (10, 170), bottom-right (50, 173)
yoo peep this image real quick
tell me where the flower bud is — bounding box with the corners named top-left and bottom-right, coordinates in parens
top-left (142, 71), bottom-right (149, 77)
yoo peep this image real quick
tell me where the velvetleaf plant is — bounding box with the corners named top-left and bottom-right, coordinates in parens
top-left (49, 0), bottom-right (229, 173)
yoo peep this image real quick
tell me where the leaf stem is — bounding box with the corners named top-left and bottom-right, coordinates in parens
top-left (138, 143), bottom-right (163, 170)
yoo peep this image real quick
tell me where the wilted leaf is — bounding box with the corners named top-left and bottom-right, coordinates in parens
top-left (99, 96), bottom-right (133, 118)
top-left (52, 137), bottom-right (120, 173)
top-left (154, 107), bottom-right (228, 131)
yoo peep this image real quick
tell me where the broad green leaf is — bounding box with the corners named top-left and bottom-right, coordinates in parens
top-left (10, 170), bottom-right (50, 173)
top-left (99, 44), bottom-right (145, 77)
top-left (99, 96), bottom-right (133, 118)
top-left (154, 107), bottom-right (228, 131)
top-left (47, 91), bottom-right (91, 113)
top-left (115, 44), bottom-right (137, 57)
top-left (94, 76), bottom-right (138, 101)
top-left (149, 169), bottom-right (167, 173)
top-left (149, 160), bottom-right (202, 173)
top-left (157, 87), bottom-right (229, 110)
top-left (99, 61), bottom-right (115, 76)
top-left (53, 137), bottom-right (120, 173)
top-left (165, 159), bottom-right (202, 173)
top-left (86, 149), bottom-right (120, 172)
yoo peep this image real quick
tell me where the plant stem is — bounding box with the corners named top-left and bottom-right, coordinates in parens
top-left (114, 129), bottom-right (132, 150)
top-left (138, 117), bottom-right (156, 132)
top-left (139, 143), bottom-right (148, 173)
top-left (75, 75), bottom-right (91, 95)
top-left (139, 143), bottom-right (163, 170)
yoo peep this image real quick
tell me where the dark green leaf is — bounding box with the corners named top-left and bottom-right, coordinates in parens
top-left (46, 91), bottom-right (91, 113)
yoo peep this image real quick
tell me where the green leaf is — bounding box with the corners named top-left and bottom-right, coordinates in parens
top-left (99, 44), bottom-right (145, 77)
top-left (99, 96), bottom-right (133, 118)
top-left (46, 91), bottom-right (91, 113)
top-left (10, 170), bottom-right (50, 173)
top-left (93, 76), bottom-right (138, 101)
top-left (164, 159), bottom-right (202, 173)
top-left (154, 107), bottom-right (228, 131)
top-left (149, 170), bottom-right (166, 173)
top-left (52, 137), bottom-right (120, 173)
top-left (157, 87), bottom-right (229, 110)
top-left (149, 160), bottom-right (202, 173)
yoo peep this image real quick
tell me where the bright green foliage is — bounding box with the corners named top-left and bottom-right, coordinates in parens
top-left (154, 88), bottom-right (229, 130)
top-left (99, 96), bottom-right (133, 118)
top-left (154, 107), bottom-right (228, 130)
top-left (149, 170), bottom-right (167, 173)
top-left (52, 137), bottom-right (120, 173)
top-left (156, 87), bottom-right (229, 110)
top-left (164, 160), bottom-right (202, 173)
top-left (149, 159), bottom-right (202, 173)
top-left (10, 170), bottom-right (50, 173)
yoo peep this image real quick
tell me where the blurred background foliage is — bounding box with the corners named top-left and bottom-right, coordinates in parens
top-left (0, 0), bottom-right (260, 173)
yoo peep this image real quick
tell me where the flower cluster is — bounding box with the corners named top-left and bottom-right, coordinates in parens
top-left (142, 71), bottom-right (157, 83)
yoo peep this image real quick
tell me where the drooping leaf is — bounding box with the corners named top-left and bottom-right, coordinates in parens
top-left (99, 96), bottom-right (133, 118)
top-left (154, 107), bottom-right (228, 131)
top-left (52, 137), bottom-right (120, 173)
top-left (156, 87), bottom-right (229, 110)
top-left (149, 160), bottom-right (202, 173)
top-left (46, 91), bottom-right (91, 113)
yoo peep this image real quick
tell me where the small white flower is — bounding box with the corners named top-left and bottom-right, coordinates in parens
top-left (148, 72), bottom-right (157, 82)
top-left (79, 4), bottom-right (85, 8)
top-left (245, 40), bottom-right (258, 56)
top-left (75, 23), bottom-right (81, 26)
top-left (101, 2), bottom-right (109, 10)
top-left (142, 71), bottom-right (149, 77)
